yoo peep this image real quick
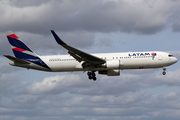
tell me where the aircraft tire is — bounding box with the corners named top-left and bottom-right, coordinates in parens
top-left (162, 72), bottom-right (166, 75)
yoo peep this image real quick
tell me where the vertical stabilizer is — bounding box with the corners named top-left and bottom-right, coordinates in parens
top-left (5, 31), bottom-right (51, 71)
top-left (5, 31), bottom-right (38, 59)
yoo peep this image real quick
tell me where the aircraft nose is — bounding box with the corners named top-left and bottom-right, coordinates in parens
top-left (173, 57), bottom-right (178, 63)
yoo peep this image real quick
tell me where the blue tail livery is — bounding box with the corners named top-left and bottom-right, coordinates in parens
top-left (5, 31), bottom-right (38, 59)
top-left (5, 31), bottom-right (51, 71)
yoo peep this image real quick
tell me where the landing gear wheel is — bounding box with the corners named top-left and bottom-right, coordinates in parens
top-left (87, 72), bottom-right (91, 76)
top-left (162, 67), bottom-right (166, 75)
top-left (87, 71), bottom-right (97, 81)
top-left (93, 77), bottom-right (97, 81)
top-left (92, 72), bottom-right (96, 77)
top-left (162, 71), bottom-right (166, 75)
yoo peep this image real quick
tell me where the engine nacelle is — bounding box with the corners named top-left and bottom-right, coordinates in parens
top-left (98, 70), bottom-right (120, 76)
top-left (106, 60), bottom-right (120, 69)
top-left (98, 60), bottom-right (120, 69)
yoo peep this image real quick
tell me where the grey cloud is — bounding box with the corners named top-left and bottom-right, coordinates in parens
top-left (96, 37), bottom-right (113, 47)
top-left (172, 24), bottom-right (180, 32)
top-left (1, 91), bottom-right (180, 120)
top-left (1, 0), bottom-right (180, 119)
top-left (168, 3), bottom-right (180, 32)
top-left (27, 69), bottom-right (180, 96)
top-left (168, 51), bottom-right (180, 60)
top-left (0, 0), bottom-right (180, 34)
top-left (9, 0), bottom-right (52, 7)
top-left (1, 30), bottom-right (96, 56)
top-left (0, 33), bottom-right (12, 56)
top-left (0, 60), bottom-right (23, 74)
top-left (0, 69), bottom-right (180, 119)
top-left (0, 74), bottom-right (19, 89)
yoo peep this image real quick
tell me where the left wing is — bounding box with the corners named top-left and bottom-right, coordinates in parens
top-left (4, 55), bottom-right (30, 64)
top-left (51, 30), bottom-right (106, 68)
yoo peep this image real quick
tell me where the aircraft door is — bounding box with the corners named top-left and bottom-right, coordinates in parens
top-left (158, 54), bottom-right (163, 60)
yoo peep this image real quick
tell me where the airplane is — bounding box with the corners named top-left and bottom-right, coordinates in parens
top-left (4, 30), bottom-right (178, 81)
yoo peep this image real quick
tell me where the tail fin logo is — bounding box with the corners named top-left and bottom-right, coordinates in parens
top-left (5, 31), bottom-right (51, 70)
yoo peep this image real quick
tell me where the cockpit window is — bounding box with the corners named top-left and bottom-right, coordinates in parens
top-left (168, 55), bottom-right (174, 57)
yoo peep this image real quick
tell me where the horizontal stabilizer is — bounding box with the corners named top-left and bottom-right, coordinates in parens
top-left (4, 55), bottom-right (30, 64)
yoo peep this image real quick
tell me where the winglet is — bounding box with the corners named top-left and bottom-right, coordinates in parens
top-left (51, 30), bottom-right (67, 45)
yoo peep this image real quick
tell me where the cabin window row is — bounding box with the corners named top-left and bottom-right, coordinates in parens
top-left (108, 56), bottom-right (152, 59)
top-left (49, 59), bottom-right (75, 61)
top-left (49, 56), bottom-right (153, 62)
top-left (133, 56), bottom-right (152, 58)
top-left (112, 57), bottom-right (131, 59)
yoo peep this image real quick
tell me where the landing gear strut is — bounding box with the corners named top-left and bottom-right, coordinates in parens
top-left (87, 71), bottom-right (97, 81)
top-left (162, 67), bottom-right (166, 75)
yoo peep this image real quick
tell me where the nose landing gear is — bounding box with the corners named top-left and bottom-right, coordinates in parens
top-left (162, 67), bottom-right (166, 75)
top-left (87, 71), bottom-right (97, 81)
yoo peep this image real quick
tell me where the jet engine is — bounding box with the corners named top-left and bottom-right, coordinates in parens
top-left (106, 60), bottom-right (120, 69)
top-left (98, 69), bottom-right (120, 76)
top-left (98, 60), bottom-right (121, 76)
top-left (98, 60), bottom-right (120, 69)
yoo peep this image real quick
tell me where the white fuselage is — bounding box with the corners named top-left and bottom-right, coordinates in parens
top-left (30, 51), bottom-right (177, 72)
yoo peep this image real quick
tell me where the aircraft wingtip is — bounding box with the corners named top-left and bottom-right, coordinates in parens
top-left (51, 30), bottom-right (66, 45)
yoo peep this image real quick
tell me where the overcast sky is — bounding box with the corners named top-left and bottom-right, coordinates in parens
top-left (1, 0), bottom-right (180, 120)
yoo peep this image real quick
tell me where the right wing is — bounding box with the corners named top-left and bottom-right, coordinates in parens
top-left (51, 30), bottom-right (106, 66)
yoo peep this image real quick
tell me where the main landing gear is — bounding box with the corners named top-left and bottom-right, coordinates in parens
top-left (87, 71), bottom-right (97, 81)
top-left (162, 67), bottom-right (166, 75)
